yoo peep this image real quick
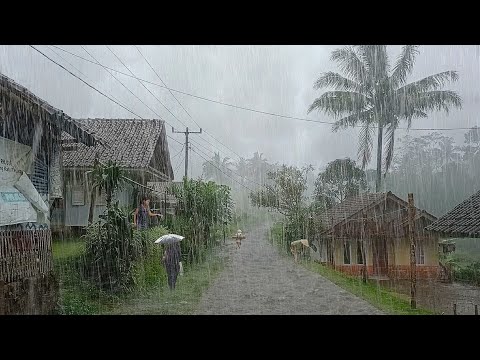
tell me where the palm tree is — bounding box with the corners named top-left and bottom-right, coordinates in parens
top-left (247, 152), bottom-right (269, 187)
top-left (87, 160), bottom-right (124, 224)
top-left (235, 157), bottom-right (248, 186)
top-left (202, 152), bottom-right (233, 184)
top-left (308, 45), bottom-right (462, 191)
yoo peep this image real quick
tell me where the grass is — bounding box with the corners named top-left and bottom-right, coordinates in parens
top-left (52, 237), bottom-right (118, 314)
top-left (52, 239), bottom-right (85, 261)
top-left (52, 227), bottom-right (227, 315)
top-left (451, 237), bottom-right (480, 266)
top-left (107, 252), bottom-right (225, 314)
top-left (268, 222), bottom-right (435, 315)
top-left (303, 261), bottom-right (435, 315)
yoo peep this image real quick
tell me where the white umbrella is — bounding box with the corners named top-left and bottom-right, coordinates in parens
top-left (154, 234), bottom-right (184, 245)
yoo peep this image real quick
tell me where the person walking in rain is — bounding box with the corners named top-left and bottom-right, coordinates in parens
top-left (162, 242), bottom-right (183, 290)
top-left (134, 196), bottom-right (162, 230)
top-left (232, 229), bottom-right (245, 249)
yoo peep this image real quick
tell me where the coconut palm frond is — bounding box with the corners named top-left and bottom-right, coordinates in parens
top-left (397, 71), bottom-right (459, 94)
top-left (391, 45), bottom-right (420, 86)
top-left (357, 122), bottom-right (375, 169)
top-left (308, 91), bottom-right (369, 117)
top-left (330, 46), bottom-right (367, 85)
top-left (314, 71), bottom-right (362, 92)
top-left (356, 45), bottom-right (390, 79)
top-left (332, 109), bottom-right (373, 132)
top-left (409, 90), bottom-right (463, 115)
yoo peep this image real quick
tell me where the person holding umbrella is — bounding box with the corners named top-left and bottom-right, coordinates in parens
top-left (156, 234), bottom-right (184, 290)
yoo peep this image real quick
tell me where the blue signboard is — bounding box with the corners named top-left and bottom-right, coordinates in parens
top-left (1, 192), bottom-right (28, 202)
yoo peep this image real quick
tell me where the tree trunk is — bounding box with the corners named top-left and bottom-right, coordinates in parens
top-left (88, 187), bottom-right (96, 225)
top-left (87, 158), bottom-right (99, 225)
top-left (375, 123), bottom-right (384, 192)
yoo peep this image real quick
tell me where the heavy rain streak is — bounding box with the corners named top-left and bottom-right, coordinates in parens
top-left (1, 45), bottom-right (480, 315)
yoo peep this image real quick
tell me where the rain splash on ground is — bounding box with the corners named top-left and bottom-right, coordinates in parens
top-left (195, 224), bottom-right (383, 315)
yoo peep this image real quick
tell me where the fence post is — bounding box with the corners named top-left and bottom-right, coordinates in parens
top-left (453, 303), bottom-right (457, 315)
top-left (0, 280), bottom-right (5, 315)
top-left (408, 193), bottom-right (417, 310)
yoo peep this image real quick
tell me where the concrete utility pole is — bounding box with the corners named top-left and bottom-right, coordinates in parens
top-left (172, 127), bottom-right (202, 179)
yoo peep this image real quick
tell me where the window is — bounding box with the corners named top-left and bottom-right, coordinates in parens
top-left (71, 185), bottom-right (85, 206)
top-left (95, 189), bottom-right (106, 206)
top-left (356, 241), bottom-right (364, 264)
top-left (416, 242), bottom-right (425, 265)
top-left (29, 158), bottom-right (49, 196)
top-left (343, 241), bottom-right (351, 264)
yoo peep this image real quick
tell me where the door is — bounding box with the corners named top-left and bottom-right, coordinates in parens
top-left (372, 237), bottom-right (388, 276)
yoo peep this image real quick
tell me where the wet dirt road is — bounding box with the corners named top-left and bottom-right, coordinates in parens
top-left (195, 224), bottom-right (383, 315)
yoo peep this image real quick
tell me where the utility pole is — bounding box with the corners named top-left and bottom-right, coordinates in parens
top-left (172, 126), bottom-right (202, 179)
top-left (408, 193), bottom-right (417, 309)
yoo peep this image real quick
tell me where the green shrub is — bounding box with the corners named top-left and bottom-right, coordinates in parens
top-left (454, 261), bottom-right (480, 285)
top-left (132, 226), bottom-right (170, 291)
top-left (83, 203), bottom-right (139, 293)
top-left (168, 178), bottom-right (233, 264)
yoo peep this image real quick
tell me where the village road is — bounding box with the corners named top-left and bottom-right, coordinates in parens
top-left (195, 224), bottom-right (383, 315)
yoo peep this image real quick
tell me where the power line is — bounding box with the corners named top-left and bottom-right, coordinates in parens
top-left (80, 45), bottom-right (163, 122)
top-left (190, 141), bottom-right (265, 189)
top-left (30, 45), bottom-right (182, 148)
top-left (106, 45), bottom-right (190, 130)
top-left (133, 45), bottom-right (243, 161)
top-left (31, 45), bottom-right (281, 193)
top-left (171, 145), bottom-right (185, 160)
top-left (173, 154), bottom-right (184, 174)
top-left (49, 45), bottom-right (479, 132)
top-left (30, 45), bottom-right (142, 119)
top-left (45, 45), bottom-right (240, 171)
top-left (44, 46), bottom-right (128, 114)
top-left (79, 46), bottom-right (184, 148)
top-left (134, 45), bottom-right (195, 126)
top-left (172, 127), bottom-right (202, 179)
top-left (190, 146), bottom-right (254, 192)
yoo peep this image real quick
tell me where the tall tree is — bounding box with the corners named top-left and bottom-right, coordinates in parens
top-left (235, 157), bottom-right (249, 187)
top-left (250, 165), bottom-right (312, 217)
top-left (250, 165), bottom-right (313, 243)
top-left (202, 152), bottom-right (232, 184)
top-left (247, 151), bottom-right (269, 187)
top-left (308, 45), bottom-right (462, 191)
top-left (386, 132), bottom-right (476, 216)
top-left (315, 158), bottom-right (366, 207)
top-left (461, 126), bottom-right (480, 162)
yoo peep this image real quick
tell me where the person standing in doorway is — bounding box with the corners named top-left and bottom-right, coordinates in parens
top-left (133, 196), bottom-right (162, 230)
top-left (163, 242), bottom-right (182, 290)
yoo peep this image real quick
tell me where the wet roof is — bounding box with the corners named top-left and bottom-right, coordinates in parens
top-left (62, 118), bottom-right (174, 179)
top-left (319, 191), bottom-right (436, 230)
top-left (0, 73), bottom-right (97, 146)
top-left (426, 190), bottom-right (480, 237)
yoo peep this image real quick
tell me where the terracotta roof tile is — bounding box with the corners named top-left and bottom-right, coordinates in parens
top-left (426, 190), bottom-right (480, 236)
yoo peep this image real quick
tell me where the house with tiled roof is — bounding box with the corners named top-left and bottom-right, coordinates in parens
top-left (314, 191), bottom-right (440, 280)
top-left (0, 73), bottom-right (98, 231)
top-left (426, 189), bottom-right (480, 237)
top-left (57, 118), bottom-right (174, 229)
top-left (1, 72), bottom-right (97, 314)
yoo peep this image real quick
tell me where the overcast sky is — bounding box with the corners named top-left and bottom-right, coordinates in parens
top-left (1, 45), bottom-right (478, 180)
